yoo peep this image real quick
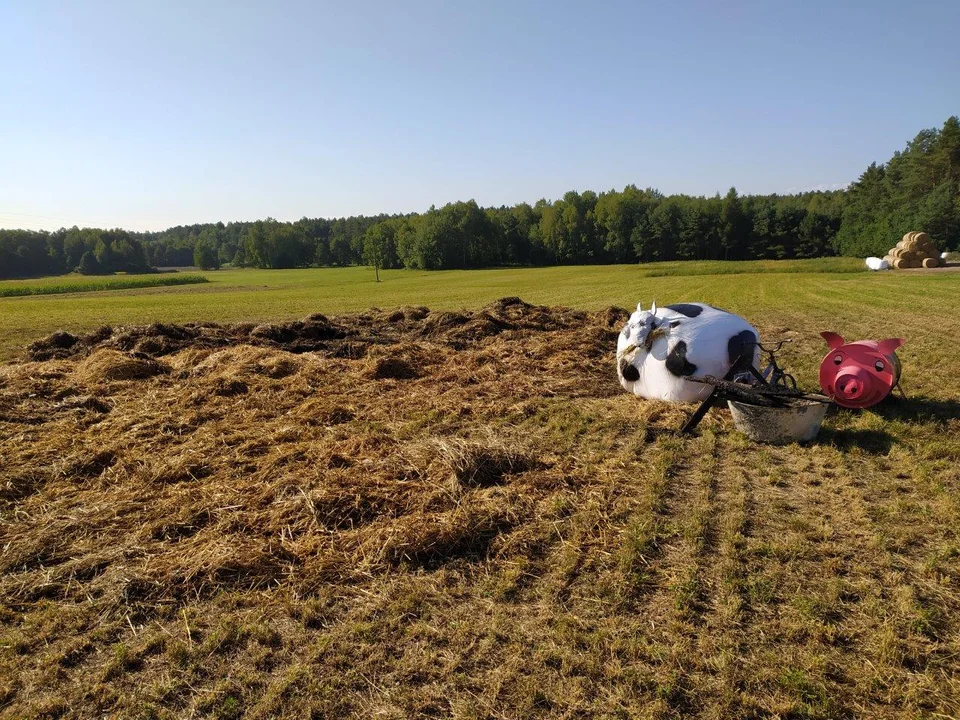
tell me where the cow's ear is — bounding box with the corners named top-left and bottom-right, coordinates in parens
top-left (820, 331), bottom-right (845, 350)
top-left (878, 338), bottom-right (905, 355)
top-left (650, 301), bottom-right (657, 316)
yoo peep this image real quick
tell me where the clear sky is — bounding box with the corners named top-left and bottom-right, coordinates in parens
top-left (2, 0), bottom-right (958, 232)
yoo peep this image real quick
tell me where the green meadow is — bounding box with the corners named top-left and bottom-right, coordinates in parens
top-left (0, 258), bottom-right (954, 363)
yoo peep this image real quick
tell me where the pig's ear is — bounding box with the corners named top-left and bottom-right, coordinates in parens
top-left (821, 331), bottom-right (844, 350)
top-left (878, 338), bottom-right (905, 355)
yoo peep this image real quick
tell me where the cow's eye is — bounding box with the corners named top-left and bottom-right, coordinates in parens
top-left (833, 355), bottom-right (842, 365)
top-left (875, 360), bottom-right (884, 372)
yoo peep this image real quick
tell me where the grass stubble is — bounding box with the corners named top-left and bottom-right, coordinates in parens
top-left (1, 292), bottom-right (959, 719)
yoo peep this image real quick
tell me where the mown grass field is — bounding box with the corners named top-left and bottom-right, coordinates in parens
top-left (0, 257), bottom-right (899, 362)
top-left (2, 260), bottom-right (960, 719)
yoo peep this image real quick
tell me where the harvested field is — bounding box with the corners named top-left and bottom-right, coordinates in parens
top-left (2, 296), bottom-right (960, 719)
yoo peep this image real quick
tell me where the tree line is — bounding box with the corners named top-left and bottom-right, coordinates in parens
top-left (0, 227), bottom-right (152, 278)
top-left (2, 116), bottom-right (957, 280)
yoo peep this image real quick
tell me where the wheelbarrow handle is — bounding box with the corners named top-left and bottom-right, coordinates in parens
top-left (680, 387), bottom-right (722, 434)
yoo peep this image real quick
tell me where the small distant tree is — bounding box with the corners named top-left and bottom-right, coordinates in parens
top-left (363, 223), bottom-right (392, 282)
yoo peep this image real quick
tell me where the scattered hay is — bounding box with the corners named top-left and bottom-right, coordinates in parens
top-left (72, 349), bottom-right (169, 383)
top-left (192, 346), bottom-right (303, 379)
top-left (361, 504), bottom-right (518, 569)
top-left (600, 306), bottom-right (630, 328)
top-left (433, 438), bottom-right (536, 488)
top-left (369, 356), bottom-right (420, 380)
top-left (422, 311), bottom-right (470, 335)
top-left (364, 343), bottom-right (442, 380)
top-left (9, 297), bottom-right (958, 717)
top-left (26, 330), bottom-right (78, 361)
top-left (57, 449), bottom-right (118, 481)
top-left (55, 394), bottom-right (112, 413)
top-left (22, 298), bottom-right (596, 365)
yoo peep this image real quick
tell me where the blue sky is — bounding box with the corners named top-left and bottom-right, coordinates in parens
top-left (1, 0), bottom-right (958, 231)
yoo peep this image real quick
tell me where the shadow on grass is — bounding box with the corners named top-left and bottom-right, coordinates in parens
top-left (817, 394), bottom-right (960, 454)
top-left (869, 394), bottom-right (960, 424)
top-left (818, 427), bottom-right (895, 455)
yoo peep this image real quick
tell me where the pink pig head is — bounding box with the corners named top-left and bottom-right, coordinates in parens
top-left (819, 332), bottom-right (904, 409)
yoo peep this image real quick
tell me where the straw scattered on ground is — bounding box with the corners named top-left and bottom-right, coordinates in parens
top-left (2, 297), bottom-right (959, 719)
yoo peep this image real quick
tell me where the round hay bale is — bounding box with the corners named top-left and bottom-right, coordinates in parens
top-left (914, 232), bottom-right (930, 244)
top-left (883, 255), bottom-right (895, 265)
top-left (892, 258), bottom-right (907, 269)
top-left (922, 257), bottom-right (939, 269)
top-left (73, 349), bottom-right (169, 383)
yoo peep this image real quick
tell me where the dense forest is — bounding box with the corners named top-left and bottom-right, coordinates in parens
top-left (2, 117), bottom-right (958, 280)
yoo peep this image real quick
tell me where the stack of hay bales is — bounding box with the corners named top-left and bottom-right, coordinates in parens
top-left (883, 232), bottom-right (945, 269)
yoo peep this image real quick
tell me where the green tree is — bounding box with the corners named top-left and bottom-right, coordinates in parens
top-left (363, 223), bottom-right (394, 281)
top-left (77, 250), bottom-right (100, 275)
top-left (193, 228), bottom-right (221, 270)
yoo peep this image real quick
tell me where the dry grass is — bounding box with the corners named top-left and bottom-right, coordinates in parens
top-left (1, 297), bottom-right (959, 719)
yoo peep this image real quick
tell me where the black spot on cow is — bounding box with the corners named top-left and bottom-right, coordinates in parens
top-left (669, 320), bottom-right (682, 328)
top-left (727, 330), bottom-right (758, 373)
top-left (620, 362), bottom-right (640, 382)
top-left (665, 340), bottom-right (697, 377)
top-left (665, 303), bottom-right (704, 318)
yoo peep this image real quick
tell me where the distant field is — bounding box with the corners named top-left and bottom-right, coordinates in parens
top-left (0, 273), bottom-right (208, 298)
top-left (0, 258), bottom-right (896, 361)
top-left (636, 257), bottom-right (864, 276)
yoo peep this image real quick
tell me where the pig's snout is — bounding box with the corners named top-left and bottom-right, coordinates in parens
top-left (835, 367), bottom-right (870, 400)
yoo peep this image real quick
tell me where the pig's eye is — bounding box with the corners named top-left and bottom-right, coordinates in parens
top-left (875, 360), bottom-right (885, 372)
top-left (833, 355), bottom-right (842, 365)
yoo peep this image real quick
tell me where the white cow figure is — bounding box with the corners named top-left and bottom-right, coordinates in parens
top-left (616, 302), bottom-right (760, 403)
